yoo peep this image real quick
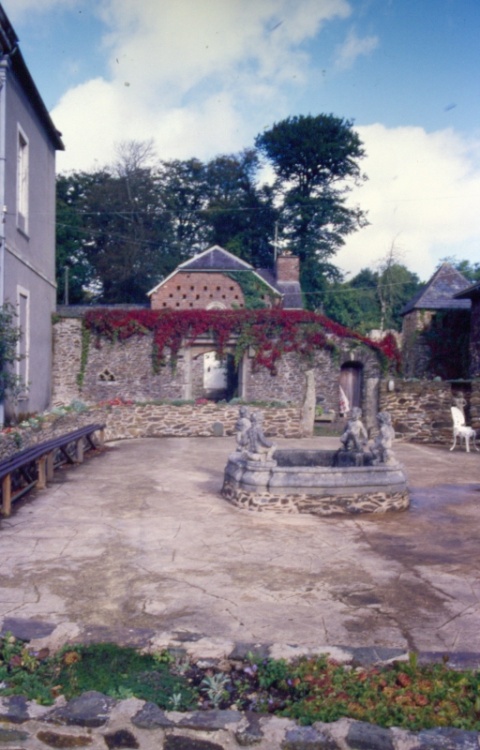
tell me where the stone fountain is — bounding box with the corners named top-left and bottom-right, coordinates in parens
top-left (221, 407), bottom-right (409, 516)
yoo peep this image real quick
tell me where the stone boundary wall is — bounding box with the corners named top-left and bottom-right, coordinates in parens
top-left (0, 404), bottom-right (303, 460)
top-left (101, 403), bottom-right (302, 441)
top-left (379, 379), bottom-right (480, 444)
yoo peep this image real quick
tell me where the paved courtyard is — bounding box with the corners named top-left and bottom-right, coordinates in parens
top-left (0, 436), bottom-right (479, 659)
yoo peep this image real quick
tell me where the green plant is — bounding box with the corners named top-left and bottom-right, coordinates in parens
top-left (76, 323), bottom-right (91, 389)
top-left (0, 304), bottom-right (23, 404)
top-left (201, 672), bottom-right (230, 707)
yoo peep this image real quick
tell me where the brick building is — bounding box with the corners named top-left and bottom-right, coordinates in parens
top-left (148, 245), bottom-right (303, 310)
top-left (401, 263), bottom-right (471, 379)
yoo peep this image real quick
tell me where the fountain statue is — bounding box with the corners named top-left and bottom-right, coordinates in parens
top-left (222, 406), bottom-right (409, 516)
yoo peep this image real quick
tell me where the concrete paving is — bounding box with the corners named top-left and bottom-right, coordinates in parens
top-left (0, 436), bottom-right (480, 658)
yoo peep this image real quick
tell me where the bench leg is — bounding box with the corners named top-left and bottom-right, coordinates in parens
top-left (2, 474), bottom-right (11, 516)
top-left (37, 456), bottom-right (47, 490)
top-left (76, 438), bottom-right (84, 463)
top-left (46, 451), bottom-right (55, 481)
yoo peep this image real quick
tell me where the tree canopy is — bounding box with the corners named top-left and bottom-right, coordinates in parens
top-left (255, 114), bottom-right (368, 306)
top-left (56, 115), bottom-right (368, 306)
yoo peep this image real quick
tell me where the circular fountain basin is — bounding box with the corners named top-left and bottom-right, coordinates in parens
top-left (222, 449), bottom-right (409, 516)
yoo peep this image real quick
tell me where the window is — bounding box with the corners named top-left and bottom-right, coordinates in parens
top-left (17, 127), bottom-right (29, 234)
top-left (16, 287), bottom-right (29, 397)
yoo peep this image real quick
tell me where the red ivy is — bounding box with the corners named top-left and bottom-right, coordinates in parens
top-left (84, 309), bottom-right (400, 374)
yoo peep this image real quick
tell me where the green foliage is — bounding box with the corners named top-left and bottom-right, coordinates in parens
top-left (56, 643), bottom-right (196, 709)
top-left (1, 635), bottom-right (480, 731)
top-left (56, 120), bottom-right (369, 306)
top-left (76, 324), bottom-right (91, 389)
top-left (0, 303), bottom-right (22, 402)
top-left (226, 270), bottom-right (277, 309)
top-left (322, 264), bottom-right (421, 333)
top-left (255, 114), bottom-right (368, 308)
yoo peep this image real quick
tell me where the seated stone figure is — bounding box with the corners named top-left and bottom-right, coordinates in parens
top-left (235, 406), bottom-right (251, 451)
top-left (371, 411), bottom-right (395, 465)
top-left (244, 411), bottom-right (276, 462)
top-left (340, 407), bottom-right (368, 452)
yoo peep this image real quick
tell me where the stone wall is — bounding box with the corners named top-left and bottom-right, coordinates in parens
top-left (51, 315), bottom-right (383, 430)
top-left (401, 309), bottom-right (434, 378)
top-left (101, 402), bottom-right (302, 441)
top-left (379, 379), bottom-right (480, 444)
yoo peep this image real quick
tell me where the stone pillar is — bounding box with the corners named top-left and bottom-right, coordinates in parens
top-left (300, 369), bottom-right (316, 437)
top-left (364, 377), bottom-right (380, 435)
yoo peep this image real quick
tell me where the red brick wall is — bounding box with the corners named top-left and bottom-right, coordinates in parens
top-left (150, 271), bottom-right (246, 310)
top-left (276, 255), bottom-right (300, 282)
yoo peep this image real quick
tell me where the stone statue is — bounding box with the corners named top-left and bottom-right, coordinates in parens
top-left (235, 406), bottom-right (251, 451)
top-left (371, 411), bottom-right (396, 465)
top-left (340, 407), bottom-right (368, 452)
top-left (244, 411), bottom-right (276, 462)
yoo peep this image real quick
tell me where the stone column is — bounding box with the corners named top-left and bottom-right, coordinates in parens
top-left (300, 369), bottom-right (316, 437)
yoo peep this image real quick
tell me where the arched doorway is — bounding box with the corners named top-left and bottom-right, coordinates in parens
top-left (339, 362), bottom-right (363, 415)
top-left (203, 351), bottom-right (238, 401)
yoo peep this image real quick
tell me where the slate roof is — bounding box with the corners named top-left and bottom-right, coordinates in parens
top-left (401, 263), bottom-right (471, 315)
top-left (257, 268), bottom-right (303, 309)
top-left (454, 280), bottom-right (480, 301)
top-left (177, 245), bottom-right (253, 272)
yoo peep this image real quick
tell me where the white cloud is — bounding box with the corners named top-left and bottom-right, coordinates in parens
top-left (339, 124), bottom-right (480, 281)
top-left (334, 28), bottom-right (378, 70)
top-left (53, 0), bottom-right (352, 171)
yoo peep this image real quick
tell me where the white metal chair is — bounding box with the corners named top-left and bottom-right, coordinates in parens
top-left (450, 406), bottom-right (478, 453)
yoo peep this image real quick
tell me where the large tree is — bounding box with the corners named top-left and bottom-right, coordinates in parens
top-left (255, 114), bottom-right (368, 307)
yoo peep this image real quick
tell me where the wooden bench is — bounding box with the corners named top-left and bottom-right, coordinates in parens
top-left (0, 423), bottom-right (105, 517)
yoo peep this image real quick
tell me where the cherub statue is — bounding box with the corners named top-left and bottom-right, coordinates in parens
top-left (244, 411), bottom-right (276, 462)
top-left (371, 411), bottom-right (395, 465)
top-left (235, 405), bottom-right (251, 451)
top-left (340, 407), bottom-right (368, 452)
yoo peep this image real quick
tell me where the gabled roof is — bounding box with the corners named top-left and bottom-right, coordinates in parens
top-left (401, 263), bottom-right (471, 315)
top-left (147, 245), bottom-right (280, 298)
top-left (455, 279), bottom-right (480, 302)
top-left (178, 245), bottom-right (253, 272)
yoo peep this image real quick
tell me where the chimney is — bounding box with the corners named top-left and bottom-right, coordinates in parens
top-left (276, 251), bottom-right (300, 282)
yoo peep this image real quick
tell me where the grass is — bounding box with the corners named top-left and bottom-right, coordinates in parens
top-left (0, 635), bottom-right (479, 731)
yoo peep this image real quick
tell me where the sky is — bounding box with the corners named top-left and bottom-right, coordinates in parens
top-left (4, 0), bottom-right (480, 282)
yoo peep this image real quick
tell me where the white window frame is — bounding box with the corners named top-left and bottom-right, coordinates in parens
top-left (16, 125), bottom-right (29, 235)
top-left (16, 286), bottom-right (30, 397)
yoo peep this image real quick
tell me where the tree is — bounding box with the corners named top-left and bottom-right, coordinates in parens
top-left (322, 261), bottom-right (421, 334)
top-left (203, 150), bottom-right (276, 268)
top-left (255, 114), bottom-right (368, 307)
top-left (56, 159), bottom-right (173, 304)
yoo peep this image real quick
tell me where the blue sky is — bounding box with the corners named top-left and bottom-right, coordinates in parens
top-left (4, 0), bottom-right (480, 281)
